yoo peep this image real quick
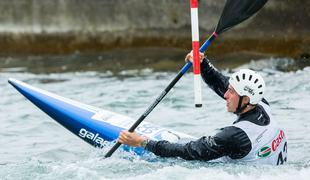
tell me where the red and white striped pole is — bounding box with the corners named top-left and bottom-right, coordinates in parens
top-left (190, 0), bottom-right (202, 107)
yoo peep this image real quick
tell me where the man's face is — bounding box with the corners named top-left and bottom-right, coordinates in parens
top-left (224, 85), bottom-right (240, 112)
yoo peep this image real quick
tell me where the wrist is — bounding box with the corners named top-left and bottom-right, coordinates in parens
top-left (140, 138), bottom-right (150, 148)
top-left (201, 57), bottom-right (214, 72)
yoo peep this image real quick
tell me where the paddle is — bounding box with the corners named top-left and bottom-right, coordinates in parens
top-left (104, 0), bottom-right (268, 158)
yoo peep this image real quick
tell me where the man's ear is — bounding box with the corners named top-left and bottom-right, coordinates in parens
top-left (243, 96), bottom-right (250, 105)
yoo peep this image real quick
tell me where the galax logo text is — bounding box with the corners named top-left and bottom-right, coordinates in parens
top-left (79, 128), bottom-right (108, 147)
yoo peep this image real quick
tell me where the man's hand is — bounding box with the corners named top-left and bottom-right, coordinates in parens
top-left (185, 50), bottom-right (205, 63)
top-left (118, 130), bottom-right (147, 147)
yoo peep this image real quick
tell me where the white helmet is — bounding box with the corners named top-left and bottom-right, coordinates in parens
top-left (229, 69), bottom-right (265, 104)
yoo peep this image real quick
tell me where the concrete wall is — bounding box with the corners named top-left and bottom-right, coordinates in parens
top-left (0, 0), bottom-right (308, 58)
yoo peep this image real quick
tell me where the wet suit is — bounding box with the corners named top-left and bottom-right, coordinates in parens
top-left (144, 58), bottom-right (278, 162)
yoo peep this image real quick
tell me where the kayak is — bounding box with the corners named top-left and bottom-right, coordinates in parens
top-left (8, 78), bottom-right (195, 155)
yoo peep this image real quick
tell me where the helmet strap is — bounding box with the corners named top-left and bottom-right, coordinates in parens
top-left (234, 96), bottom-right (249, 115)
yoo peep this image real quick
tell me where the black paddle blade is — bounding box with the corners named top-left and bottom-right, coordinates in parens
top-left (216, 0), bottom-right (268, 34)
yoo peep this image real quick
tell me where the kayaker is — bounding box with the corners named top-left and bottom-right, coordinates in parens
top-left (118, 52), bottom-right (288, 165)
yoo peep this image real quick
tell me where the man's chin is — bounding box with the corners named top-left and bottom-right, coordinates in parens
top-left (226, 107), bottom-right (234, 113)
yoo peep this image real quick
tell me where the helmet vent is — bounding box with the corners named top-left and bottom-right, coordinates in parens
top-left (258, 85), bottom-right (262, 88)
top-left (249, 75), bottom-right (253, 81)
top-left (254, 79), bottom-right (258, 84)
top-left (242, 73), bottom-right (245, 80)
top-left (236, 75), bottom-right (240, 82)
top-left (259, 92), bottom-right (263, 95)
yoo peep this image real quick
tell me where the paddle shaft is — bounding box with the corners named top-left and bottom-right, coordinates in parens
top-left (104, 33), bottom-right (217, 158)
top-left (104, 71), bottom-right (183, 157)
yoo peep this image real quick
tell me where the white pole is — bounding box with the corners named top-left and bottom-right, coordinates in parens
top-left (190, 0), bottom-right (202, 107)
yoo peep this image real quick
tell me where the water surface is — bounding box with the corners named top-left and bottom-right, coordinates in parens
top-left (0, 57), bottom-right (309, 180)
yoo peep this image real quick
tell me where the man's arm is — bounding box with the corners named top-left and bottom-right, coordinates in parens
top-left (145, 126), bottom-right (251, 161)
top-left (200, 58), bottom-right (229, 99)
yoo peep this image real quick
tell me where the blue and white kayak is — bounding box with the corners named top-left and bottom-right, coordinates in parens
top-left (8, 78), bottom-right (195, 155)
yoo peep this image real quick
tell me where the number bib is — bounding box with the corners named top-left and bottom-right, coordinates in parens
top-left (229, 102), bottom-right (288, 165)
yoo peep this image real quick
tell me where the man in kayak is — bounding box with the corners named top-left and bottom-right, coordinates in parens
top-left (118, 53), bottom-right (288, 165)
